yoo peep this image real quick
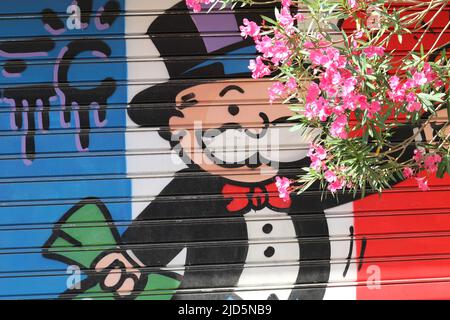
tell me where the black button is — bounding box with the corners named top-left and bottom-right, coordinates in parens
top-left (264, 246), bottom-right (275, 258)
top-left (228, 105), bottom-right (240, 116)
top-left (262, 224), bottom-right (273, 234)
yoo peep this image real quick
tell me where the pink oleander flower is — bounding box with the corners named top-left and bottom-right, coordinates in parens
top-left (257, 31), bottom-right (293, 66)
top-left (406, 101), bottom-right (422, 112)
top-left (367, 100), bottom-right (381, 118)
top-left (303, 41), bottom-right (315, 49)
top-left (403, 167), bottom-right (414, 179)
top-left (353, 96), bottom-right (375, 118)
top-left (276, 7), bottom-right (296, 33)
top-left (424, 154), bottom-right (442, 174)
top-left (310, 158), bottom-right (324, 171)
top-left (268, 81), bottom-right (287, 103)
top-left (388, 76), bottom-right (406, 102)
top-left (416, 176), bottom-right (430, 191)
top-left (286, 77), bottom-right (297, 91)
top-left (249, 56), bottom-right (271, 79)
top-left (275, 176), bottom-right (291, 202)
top-left (423, 62), bottom-right (437, 82)
top-left (389, 76), bottom-right (400, 90)
top-left (403, 78), bottom-right (415, 90)
top-left (310, 47), bottom-right (346, 69)
top-left (342, 76), bottom-right (357, 96)
top-left (363, 45), bottom-right (385, 58)
top-left (324, 170), bottom-right (337, 183)
top-left (340, 94), bottom-right (358, 113)
top-left (240, 18), bottom-right (260, 39)
top-left (270, 40), bottom-right (292, 65)
top-left (294, 13), bottom-right (306, 23)
top-left (405, 92), bottom-right (416, 103)
top-left (255, 35), bottom-right (272, 56)
top-left (314, 144), bottom-right (327, 160)
top-left (413, 149), bottom-right (423, 164)
top-left (412, 71), bottom-right (427, 87)
top-left (305, 96), bottom-right (332, 121)
top-left (328, 178), bottom-right (346, 193)
top-left (308, 144), bottom-right (328, 171)
top-left (330, 114), bottom-right (349, 139)
top-left (348, 0), bottom-right (358, 9)
top-left (282, 0), bottom-right (291, 7)
top-left (306, 82), bottom-right (321, 103)
top-left (185, 0), bottom-right (212, 13)
top-left (354, 30), bottom-right (363, 39)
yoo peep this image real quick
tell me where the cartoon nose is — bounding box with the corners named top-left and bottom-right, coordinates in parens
top-left (245, 112), bottom-right (269, 139)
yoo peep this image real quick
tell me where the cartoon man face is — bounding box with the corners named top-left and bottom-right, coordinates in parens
top-left (169, 79), bottom-right (317, 183)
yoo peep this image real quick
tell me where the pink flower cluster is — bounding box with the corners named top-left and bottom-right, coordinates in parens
top-left (240, 18), bottom-right (260, 39)
top-left (324, 169), bottom-right (347, 193)
top-left (185, 0), bottom-right (212, 13)
top-left (268, 78), bottom-right (297, 103)
top-left (308, 144), bottom-right (349, 193)
top-left (308, 143), bottom-right (327, 170)
top-left (249, 57), bottom-right (271, 79)
top-left (348, 0), bottom-right (358, 9)
top-left (304, 44), bottom-right (383, 139)
top-left (403, 148), bottom-right (442, 191)
top-left (275, 176), bottom-right (292, 202)
top-left (363, 45), bottom-right (385, 58)
top-left (275, 6), bottom-right (305, 35)
top-left (388, 63), bottom-right (440, 112)
top-left (246, 1), bottom-right (305, 80)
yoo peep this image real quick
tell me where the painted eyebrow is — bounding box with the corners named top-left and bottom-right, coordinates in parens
top-left (219, 85), bottom-right (245, 97)
top-left (180, 92), bottom-right (198, 108)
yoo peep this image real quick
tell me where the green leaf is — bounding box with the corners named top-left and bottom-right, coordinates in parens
top-left (447, 156), bottom-right (450, 176)
top-left (366, 82), bottom-right (376, 90)
top-left (288, 114), bottom-right (304, 121)
top-left (447, 97), bottom-right (450, 121)
top-left (437, 158), bottom-right (447, 179)
top-left (260, 15), bottom-right (277, 26)
top-left (290, 124), bottom-right (305, 132)
top-left (418, 92), bottom-right (445, 103)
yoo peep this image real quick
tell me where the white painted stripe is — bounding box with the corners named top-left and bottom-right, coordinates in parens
top-left (324, 202), bottom-right (357, 300)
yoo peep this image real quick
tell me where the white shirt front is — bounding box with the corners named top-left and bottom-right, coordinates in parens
top-left (236, 207), bottom-right (300, 300)
top-left (235, 203), bottom-right (357, 300)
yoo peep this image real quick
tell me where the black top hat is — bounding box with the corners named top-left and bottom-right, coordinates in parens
top-left (128, 1), bottom-right (275, 135)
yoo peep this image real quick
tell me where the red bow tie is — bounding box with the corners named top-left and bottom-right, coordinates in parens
top-left (222, 180), bottom-right (291, 212)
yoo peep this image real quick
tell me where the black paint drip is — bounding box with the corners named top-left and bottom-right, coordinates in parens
top-left (55, 39), bottom-right (116, 151)
top-left (3, 86), bottom-right (57, 163)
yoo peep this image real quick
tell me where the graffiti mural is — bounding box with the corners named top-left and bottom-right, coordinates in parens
top-left (0, 0), bottom-right (449, 299)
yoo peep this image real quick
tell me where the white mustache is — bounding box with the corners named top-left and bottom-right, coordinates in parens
top-left (201, 125), bottom-right (321, 164)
